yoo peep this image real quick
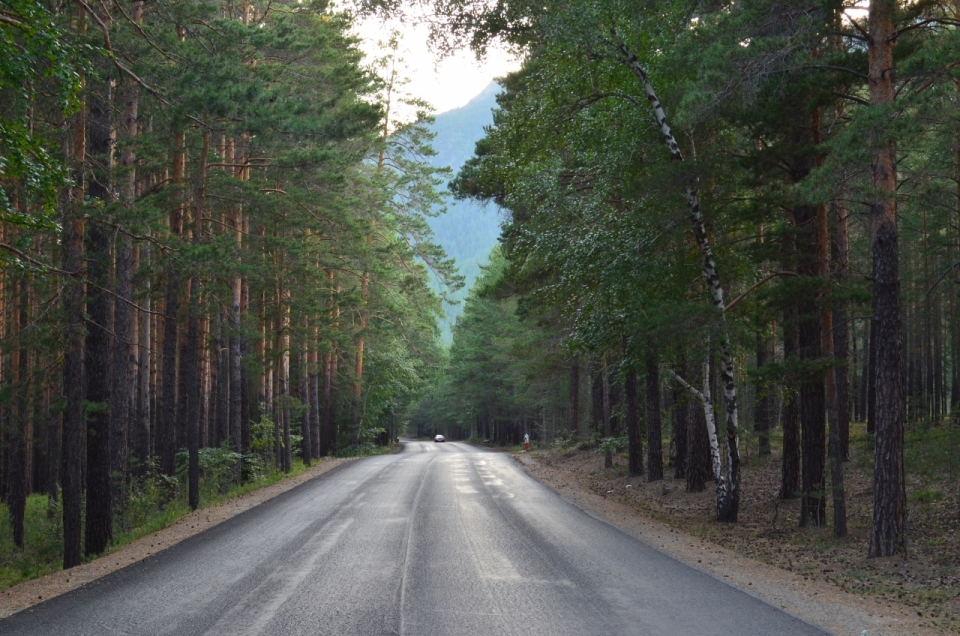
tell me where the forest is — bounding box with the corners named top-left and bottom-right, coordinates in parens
top-left (0, 0), bottom-right (460, 577)
top-left (410, 0), bottom-right (960, 564)
top-left (2, 0), bottom-right (959, 600)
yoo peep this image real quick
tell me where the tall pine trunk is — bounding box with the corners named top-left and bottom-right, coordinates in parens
top-left (568, 356), bottom-right (579, 436)
top-left (645, 352), bottom-right (663, 482)
top-left (308, 324), bottom-right (321, 460)
top-left (136, 244), bottom-right (152, 475)
top-left (186, 131), bottom-right (208, 510)
top-left (61, 88), bottom-right (86, 568)
top-left (755, 332), bottom-right (771, 456)
top-left (686, 379), bottom-right (710, 493)
top-left (300, 340), bottom-right (311, 467)
top-left (7, 278), bottom-right (29, 547)
top-left (625, 365), bottom-right (643, 478)
top-left (791, 111), bottom-right (826, 527)
top-left (159, 130), bottom-right (185, 476)
top-left (84, 73), bottom-right (114, 556)
top-left (867, 0), bottom-right (906, 558)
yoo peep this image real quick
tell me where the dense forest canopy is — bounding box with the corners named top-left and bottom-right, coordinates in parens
top-left (412, 0), bottom-right (960, 559)
top-left (0, 0), bottom-right (459, 568)
top-left (2, 0), bottom-right (959, 578)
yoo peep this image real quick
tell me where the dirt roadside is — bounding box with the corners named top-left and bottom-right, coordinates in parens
top-left (0, 457), bottom-right (355, 619)
top-left (513, 451), bottom-right (940, 636)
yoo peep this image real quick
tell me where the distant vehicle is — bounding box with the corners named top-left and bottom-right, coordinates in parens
top-left (434, 434), bottom-right (445, 443)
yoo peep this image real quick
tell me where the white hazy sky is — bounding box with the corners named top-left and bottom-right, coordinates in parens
top-left (351, 15), bottom-right (521, 116)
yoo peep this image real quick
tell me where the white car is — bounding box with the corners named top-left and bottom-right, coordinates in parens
top-left (434, 434), bottom-right (445, 443)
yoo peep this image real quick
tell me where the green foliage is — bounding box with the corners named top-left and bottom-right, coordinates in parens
top-left (0, 496), bottom-right (63, 590)
top-left (596, 436), bottom-right (628, 456)
top-left (176, 445), bottom-right (243, 498)
top-left (0, 0), bottom-right (88, 222)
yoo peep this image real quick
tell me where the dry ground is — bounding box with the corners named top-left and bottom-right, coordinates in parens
top-left (513, 441), bottom-right (960, 635)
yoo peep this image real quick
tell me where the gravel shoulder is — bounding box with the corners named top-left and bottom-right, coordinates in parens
top-left (513, 451), bottom-right (940, 636)
top-left (0, 457), bottom-right (355, 619)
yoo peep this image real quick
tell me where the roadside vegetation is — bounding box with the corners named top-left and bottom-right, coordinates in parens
top-left (0, 436), bottom-right (392, 592)
top-left (410, 0), bottom-right (960, 612)
top-left (0, 0), bottom-right (453, 575)
top-left (528, 421), bottom-right (960, 632)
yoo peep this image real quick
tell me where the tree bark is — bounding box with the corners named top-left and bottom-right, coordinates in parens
top-left (135, 244), bottom-right (151, 475)
top-left (308, 325), bottom-right (320, 460)
top-left (686, 379), bottom-right (710, 493)
top-left (616, 32), bottom-right (739, 519)
top-left (185, 131), bottom-right (208, 510)
top-left (240, 269), bottom-right (251, 457)
top-left (62, 93), bottom-right (86, 569)
top-left (351, 269), bottom-right (369, 448)
top-left (867, 0), bottom-right (906, 558)
top-left (159, 130), bottom-right (185, 476)
top-left (796, 203), bottom-right (826, 528)
top-left (755, 332), bottom-right (771, 456)
top-left (229, 267), bottom-right (242, 463)
top-left (602, 355), bottom-right (612, 468)
top-left (84, 77), bottom-right (114, 556)
top-left (300, 343), bottom-right (311, 467)
top-left (281, 287), bottom-right (292, 473)
top-left (625, 366), bottom-right (643, 478)
top-left (671, 382), bottom-right (686, 479)
top-left (867, 297), bottom-right (878, 434)
top-left (568, 356), bottom-right (579, 436)
top-left (111, 0), bottom-right (142, 511)
top-left (46, 383), bottom-right (60, 504)
top-left (591, 356), bottom-right (603, 437)
top-left (834, 202), bottom-right (852, 461)
top-left (645, 352), bottom-right (663, 482)
top-left (7, 279), bottom-right (29, 547)
top-left (668, 360), bottom-right (728, 516)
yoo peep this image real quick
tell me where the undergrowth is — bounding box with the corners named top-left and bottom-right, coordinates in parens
top-left (0, 449), bottom-right (330, 592)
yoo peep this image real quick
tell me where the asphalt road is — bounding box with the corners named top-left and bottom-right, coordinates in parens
top-left (1, 441), bottom-right (827, 635)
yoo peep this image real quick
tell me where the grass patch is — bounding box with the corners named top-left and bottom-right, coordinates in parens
top-left (0, 447), bottom-right (372, 592)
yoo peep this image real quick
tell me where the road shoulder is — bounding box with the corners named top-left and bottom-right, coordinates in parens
top-left (513, 452), bottom-right (935, 636)
top-left (0, 457), bottom-right (355, 619)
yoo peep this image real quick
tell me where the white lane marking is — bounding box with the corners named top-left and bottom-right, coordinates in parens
top-left (205, 518), bottom-right (355, 635)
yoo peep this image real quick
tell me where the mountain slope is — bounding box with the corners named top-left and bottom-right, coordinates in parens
top-left (427, 82), bottom-right (503, 342)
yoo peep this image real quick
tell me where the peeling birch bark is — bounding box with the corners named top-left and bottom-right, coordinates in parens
top-left (613, 30), bottom-right (740, 521)
top-left (666, 365), bottom-right (727, 519)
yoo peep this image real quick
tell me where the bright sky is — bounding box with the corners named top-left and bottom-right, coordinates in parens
top-left (351, 16), bottom-right (521, 116)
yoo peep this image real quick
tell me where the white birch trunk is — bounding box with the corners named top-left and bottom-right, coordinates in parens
top-left (614, 31), bottom-right (740, 520)
top-left (666, 365), bottom-right (727, 518)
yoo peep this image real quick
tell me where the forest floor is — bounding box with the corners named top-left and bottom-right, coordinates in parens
top-left (511, 425), bottom-right (960, 636)
top-left (0, 455), bottom-right (359, 619)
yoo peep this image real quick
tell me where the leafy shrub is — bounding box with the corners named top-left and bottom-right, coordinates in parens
top-left (595, 436), bottom-right (628, 456)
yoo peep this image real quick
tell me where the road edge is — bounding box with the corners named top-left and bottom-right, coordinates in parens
top-left (0, 456), bottom-right (358, 619)
top-left (512, 451), bottom-right (936, 636)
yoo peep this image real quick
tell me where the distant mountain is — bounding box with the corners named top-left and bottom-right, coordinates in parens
top-left (426, 82), bottom-right (503, 343)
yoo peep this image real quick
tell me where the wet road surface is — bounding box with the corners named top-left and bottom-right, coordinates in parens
top-left (0, 441), bottom-right (826, 635)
